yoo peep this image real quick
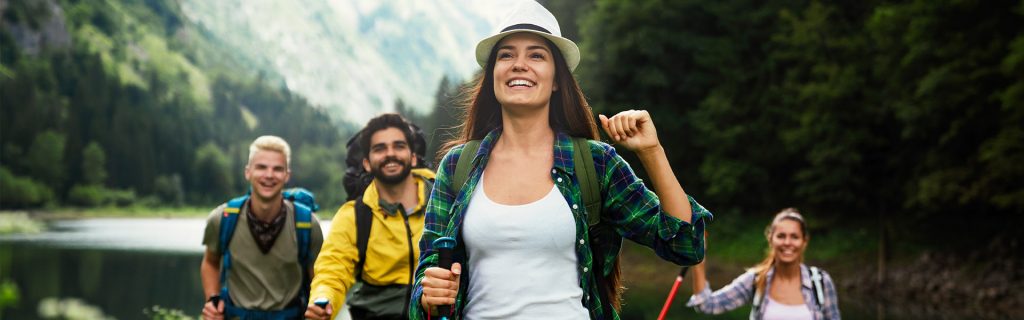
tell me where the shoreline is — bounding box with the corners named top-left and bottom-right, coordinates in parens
top-left (2, 207), bottom-right (209, 220)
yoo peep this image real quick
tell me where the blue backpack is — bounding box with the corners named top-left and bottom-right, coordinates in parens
top-left (217, 188), bottom-right (319, 319)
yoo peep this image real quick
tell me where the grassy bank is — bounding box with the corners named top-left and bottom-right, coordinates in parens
top-left (2, 206), bottom-right (209, 220)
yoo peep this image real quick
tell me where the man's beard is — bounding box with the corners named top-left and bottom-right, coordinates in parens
top-left (370, 157), bottom-right (412, 186)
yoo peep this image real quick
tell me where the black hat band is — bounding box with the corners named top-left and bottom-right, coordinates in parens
top-left (500, 23), bottom-right (551, 35)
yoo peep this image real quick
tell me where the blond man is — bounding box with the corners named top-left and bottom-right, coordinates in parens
top-left (200, 136), bottom-right (324, 320)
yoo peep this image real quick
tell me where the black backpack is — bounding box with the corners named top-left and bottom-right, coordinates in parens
top-left (342, 122), bottom-right (431, 201)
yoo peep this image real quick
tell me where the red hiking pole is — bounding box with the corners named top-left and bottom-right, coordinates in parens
top-left (656, 266), bottom-right (690, 320)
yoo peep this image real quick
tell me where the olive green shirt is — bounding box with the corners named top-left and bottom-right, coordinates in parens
top-left (203, 200), bottom-right (324, 310)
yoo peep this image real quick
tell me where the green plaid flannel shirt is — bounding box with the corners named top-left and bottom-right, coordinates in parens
top-left (410, 129), bottom-right (712, 320)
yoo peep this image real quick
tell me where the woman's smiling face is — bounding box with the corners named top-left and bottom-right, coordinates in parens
top-left (492, 32), bottom-right (558, 110)
top-left (770, 219), bottom-right (807, 265)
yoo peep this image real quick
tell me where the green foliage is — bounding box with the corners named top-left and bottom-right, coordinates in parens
top-left (143, 305), bottom-right (194, 320)
top-left (192, 142), bottom-right (234, 203)
top-left (66, 184), bottom-right (106, 207)
top-left (579, 0), bottom-right (1023, 247)
top-left (1, 0), bottom-right (347, 210)
top-left (37, 297), bottom-right (114, 320)
top-left (104, 188), bottom-right (137, 207)
top-left (862, 0), bottom-right (1023, 217)
top-left (25, 130), bottom-right (67, 191)
top-left (0, 279), bottom-right (18, 311)
top-left (81, 141), bottom-right (107, 185)
top-left (2, 0), bottom-right (50, 30)
top-left (153, 174), bottom-right (184, 206)
top-left (67, 184), bottom-right (137, 207)
top-left (0, 166), bottom-right (54, 207)
top-left (292, 145), bottom-right (346, 210)
top-left (425, 76), bottom-right (465, 161)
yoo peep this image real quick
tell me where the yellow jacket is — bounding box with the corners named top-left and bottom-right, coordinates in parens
top-left (309, 168), bottom-right (435, 309)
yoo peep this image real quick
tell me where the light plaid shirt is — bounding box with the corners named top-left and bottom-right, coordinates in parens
top-left (410, 128), bottom-right (712, 320)
top-left (686, 264), bottom-right (841, 320)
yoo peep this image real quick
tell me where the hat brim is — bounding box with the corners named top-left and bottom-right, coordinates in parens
top-left (475, 30), bottom-right (581, 72)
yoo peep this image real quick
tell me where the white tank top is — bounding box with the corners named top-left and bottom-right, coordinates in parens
top-left (763, 295), bottom-right (813, 320)
top-left (462, 175), bottom-right (588, 319)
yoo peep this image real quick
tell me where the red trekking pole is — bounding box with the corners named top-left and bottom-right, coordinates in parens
top-left (658, 231), bottom-right (704, 320)
top-left (656, 266), bottom-right (690, 320)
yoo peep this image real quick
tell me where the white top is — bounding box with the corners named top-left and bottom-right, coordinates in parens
top-left (763, 295), bottom-right (813, 320)
top-left (462, 175), bottom-right (588, 320)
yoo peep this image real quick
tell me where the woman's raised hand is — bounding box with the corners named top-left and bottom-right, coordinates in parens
top-left (599, 109), bottom-right (660, 153)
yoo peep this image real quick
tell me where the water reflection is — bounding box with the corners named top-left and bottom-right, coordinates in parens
top-left (0, 219), bottom-right (1007, 320)
top-left (2, 218), bottom-right (208, 253)
top-left (0, 219), bottom-right (208, 319)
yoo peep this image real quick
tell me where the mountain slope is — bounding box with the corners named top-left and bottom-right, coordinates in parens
top-left (178, 0), bottom-right (511, 124)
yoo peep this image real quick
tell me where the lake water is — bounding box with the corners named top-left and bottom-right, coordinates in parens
top-left (0, 218), bottom-right (999, 319)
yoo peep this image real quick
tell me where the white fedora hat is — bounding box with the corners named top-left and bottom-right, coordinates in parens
top-left (475, 0), bottom-right (581, 71)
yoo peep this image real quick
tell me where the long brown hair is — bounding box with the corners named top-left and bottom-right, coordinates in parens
top-left (438, 34), bottom-right (622, 309)
top-left (751, 208), bottom-right (809, 295)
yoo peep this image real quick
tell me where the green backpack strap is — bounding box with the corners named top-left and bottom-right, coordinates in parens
top-left (453, 140), bottom-right (481, 192)
top-left (571, 137), bottom-right (601, 226)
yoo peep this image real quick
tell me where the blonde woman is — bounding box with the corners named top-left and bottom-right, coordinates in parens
top-left (687, 208), bottom-right (841, 320)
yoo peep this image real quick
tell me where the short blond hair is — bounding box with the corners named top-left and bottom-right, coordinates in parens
top-left (248, 135), bottom-right (291, 168)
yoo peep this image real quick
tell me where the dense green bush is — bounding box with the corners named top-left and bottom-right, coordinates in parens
top-left (67, 184), bottom-right (137, 207)
top-left (105, 188), bottom-right (137, 207)
top-left (66, 184), bottom-right (106, 207)
top-left (153, 174), bottom-right (184, 206)
top-left (0, 166), bottom-right (53, 207)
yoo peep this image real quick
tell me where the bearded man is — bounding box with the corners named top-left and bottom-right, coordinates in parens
top-left (305, 113), bottom-right (435, 320)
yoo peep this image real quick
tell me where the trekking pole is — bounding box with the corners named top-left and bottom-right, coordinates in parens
top-left (658, 231), bottom-right (706, 320)
top-left (433, 237), bottom-right (457, 320)
top-left (656, 266), bottom-right (690, 320)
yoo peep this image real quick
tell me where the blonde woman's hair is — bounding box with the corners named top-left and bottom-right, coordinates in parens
top-left (248, 135), bottom-right (291, 168)
top-left (750, 208), bottom-right (809, 296)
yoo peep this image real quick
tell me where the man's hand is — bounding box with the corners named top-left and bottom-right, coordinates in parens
top-left (202, 298), bottom-right (224, 320)
top-left (420, 262), bottom-right (462, 313)
top-left (304, 301), bottom-right (333, 320)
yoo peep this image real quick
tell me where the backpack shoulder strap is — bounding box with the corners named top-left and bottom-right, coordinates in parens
top-left (751, 272), bottom-right (765, 310)
top-left (219, 195), bottom-right (249, 254)
top-left (293, 201), bottom-right (314, 307)
top-left (571, 137), bottom-right (601, 226)
top-left (354, 197), bottom-right (373, 280)
top-left (571, 138), bottom-right (615, 316)
top-left (293, 201), bottom-right (313, 268)
top-left (453, 140), bottom-right (481, 192)
top-left (810, 266), bottom-right (825, 312)
top-left (218, 194), bottom-right (249, 302)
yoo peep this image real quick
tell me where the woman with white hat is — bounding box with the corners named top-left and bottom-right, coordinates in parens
top-left (411, 1), bottom-right (713, 319)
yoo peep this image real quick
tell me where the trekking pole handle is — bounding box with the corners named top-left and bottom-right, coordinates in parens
top-left (433, 237), bottom-right (458, 319)
top-left (313, 297), bottom-right (329, 309)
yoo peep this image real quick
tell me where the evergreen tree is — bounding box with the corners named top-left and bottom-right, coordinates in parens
top-left (25, 131), bottom-right (66, 193)
top-left (81, 141), bottom-right (107, 186)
